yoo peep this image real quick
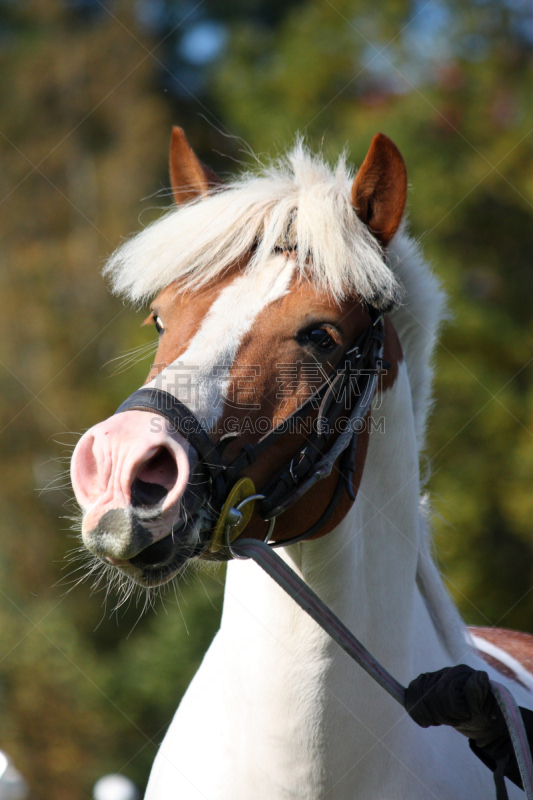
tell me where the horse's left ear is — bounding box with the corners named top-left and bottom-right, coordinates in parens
top-left (169, 126), bottom-right (223, 205)
top-left (351, 133), bottom-right (407, 247)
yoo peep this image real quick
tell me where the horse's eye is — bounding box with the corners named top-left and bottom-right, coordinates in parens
top-left (153, 315), bottom-right (164, 335)
top-left (301, 328), bottom-right (338, 351)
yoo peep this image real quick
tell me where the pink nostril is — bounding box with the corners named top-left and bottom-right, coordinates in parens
top-left (136, 447), bottom-right (177, 489)
top-left (131, 447), bottom-right (178, 509)
top-left (70, 410), bottom-right (191, 529)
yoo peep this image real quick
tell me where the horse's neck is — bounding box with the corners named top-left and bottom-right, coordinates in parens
top-left (147, 369), bottom-right (508, 798)
top-left (219, 363), bottom-right (454, 744)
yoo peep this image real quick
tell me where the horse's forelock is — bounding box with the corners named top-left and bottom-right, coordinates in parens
top-left (103, 145), bottom-right (401, 309)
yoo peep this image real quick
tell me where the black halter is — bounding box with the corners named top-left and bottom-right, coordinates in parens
top-left (115, 307), bottom-right (386, 550)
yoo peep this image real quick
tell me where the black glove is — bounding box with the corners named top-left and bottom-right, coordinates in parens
top-left (405, 665), bottom-right (530, 792)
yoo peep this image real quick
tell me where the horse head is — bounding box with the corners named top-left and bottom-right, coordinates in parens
top-left (70, 127), bottom-right (407, 588)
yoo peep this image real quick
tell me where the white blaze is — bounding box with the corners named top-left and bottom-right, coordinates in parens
top-left (147, 256), bottom-right (294, 430)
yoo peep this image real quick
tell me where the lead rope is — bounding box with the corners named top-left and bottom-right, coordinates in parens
top-left (232, 538), bottom-right (533, 799)
top-left (491, 682), bottom-right (533, 799)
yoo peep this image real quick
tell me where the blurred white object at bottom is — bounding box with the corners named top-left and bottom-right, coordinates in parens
top-left (0, 751), bottom-right (29, 800)
top-left (93, 774), bottom-right (139, 800)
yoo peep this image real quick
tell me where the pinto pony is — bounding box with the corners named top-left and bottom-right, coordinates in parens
top-left (71, 128), bottom-right (533, 799)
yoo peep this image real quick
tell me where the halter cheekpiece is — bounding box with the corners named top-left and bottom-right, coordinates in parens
top-left (115, 307), bottom-right (386, 554)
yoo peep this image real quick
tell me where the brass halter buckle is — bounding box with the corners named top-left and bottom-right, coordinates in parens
top-left (209, 477), bottom-right (276, 556)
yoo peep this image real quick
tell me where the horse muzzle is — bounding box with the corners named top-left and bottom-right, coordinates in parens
top-left (71, 409), bottom-right (203, 570)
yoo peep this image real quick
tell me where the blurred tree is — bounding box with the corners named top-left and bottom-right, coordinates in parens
top-left (0, 0), bottom-right (224, 796)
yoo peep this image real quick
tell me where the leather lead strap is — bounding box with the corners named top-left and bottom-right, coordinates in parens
top-left (494, 758), bottom-right (510, 800)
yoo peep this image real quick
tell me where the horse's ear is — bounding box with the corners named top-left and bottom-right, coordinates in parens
top-left (351, 133), bottom-right (407, 247)
top-left (169, 126), bottom-right (223, 205)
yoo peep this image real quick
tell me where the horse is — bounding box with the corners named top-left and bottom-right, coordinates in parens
top-left (70, 126), bottom-right (533, 799)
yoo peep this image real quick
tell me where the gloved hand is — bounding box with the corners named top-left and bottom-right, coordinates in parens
top-left (406, 664), bottom-right (507, 746)
top-left (405, 664), bottom-right (527, 793)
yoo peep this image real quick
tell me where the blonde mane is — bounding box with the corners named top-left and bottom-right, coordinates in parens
top-left (105, 143), bottom-right (400, 308)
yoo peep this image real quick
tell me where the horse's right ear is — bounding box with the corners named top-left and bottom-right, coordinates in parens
top-left (169, 127), bottom-right (222, 205)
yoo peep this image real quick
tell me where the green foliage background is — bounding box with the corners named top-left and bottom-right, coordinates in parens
top-left (1, 0), bottom-right (533, 796)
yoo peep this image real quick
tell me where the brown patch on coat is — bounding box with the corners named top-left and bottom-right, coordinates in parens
top-left (212, 273), bottom-right (404, 544)
top-left (145, 261), bottom-right (405, 549)
top-left (470, 626), bottom-right (533, 689)
top-left (143, 261), bottom-right (248, 382)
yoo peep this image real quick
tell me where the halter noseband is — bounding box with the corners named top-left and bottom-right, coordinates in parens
top-left (115, 308), bottom-right (386, 554)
